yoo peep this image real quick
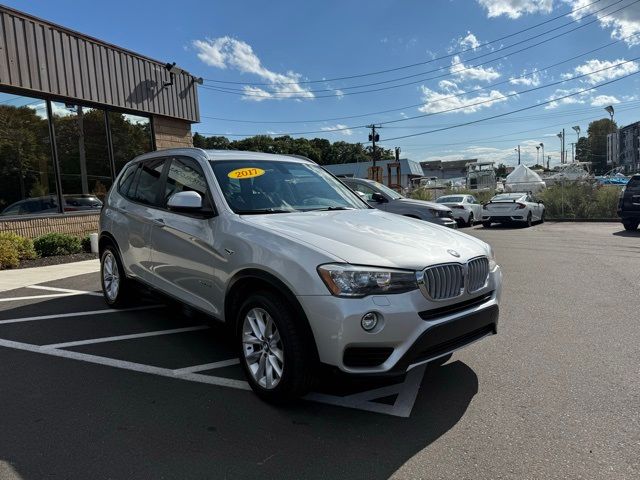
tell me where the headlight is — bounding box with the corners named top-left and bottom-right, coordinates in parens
top-left (488, 246), bottom-right (498, 270)
top-left (317, 264), bottom-right (418, 297)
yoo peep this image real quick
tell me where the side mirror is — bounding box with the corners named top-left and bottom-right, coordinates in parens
top-left (371, 192), bottom-right (387, 203)
top-left (538, 200), bottom-right (544, 205)
top-left (167, 191), bottom-right (203, 211)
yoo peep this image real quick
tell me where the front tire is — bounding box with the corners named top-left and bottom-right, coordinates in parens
top-left (622, 219), bottom-right (639, 231)
top-left (237, 291), bottom-right (315, 402)
top-left (100, 246), bottom-right (133, 307)
top-left (482, 221), bottom-right (492, 228)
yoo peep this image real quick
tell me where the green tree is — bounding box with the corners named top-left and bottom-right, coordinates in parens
top-left (587, 118), bottom-right (617, 174)
top-left (574, 136), bottom-right (589, 163)
top-left (495, 163), bottom-right (507, 177)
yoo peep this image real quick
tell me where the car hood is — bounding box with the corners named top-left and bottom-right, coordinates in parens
top-left (242, 209), bottom-right (489, 270)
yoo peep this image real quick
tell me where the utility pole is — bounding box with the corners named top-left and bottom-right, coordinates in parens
top-left (367, 124), bottom-right (380, 167)
top-left (367, 124), bottom-right (381, 182)
top-left (515, 145), bottom-right (521, 165)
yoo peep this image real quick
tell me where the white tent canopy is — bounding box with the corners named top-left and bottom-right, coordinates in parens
top-left (504, 165), bottom-right (546, 193)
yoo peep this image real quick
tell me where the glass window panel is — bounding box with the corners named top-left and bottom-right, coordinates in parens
top-left (0, 92), bottom-right (58, 217)
top-left (109, 112), bottom-right (153, 174)
top-left (130, 158), bottom-right (166, 206)
top-left (164, 157), bottom-right (210, 207)
top-left (52, 102), bottom-right (111, 209)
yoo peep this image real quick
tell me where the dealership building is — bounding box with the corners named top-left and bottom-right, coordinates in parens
top-left (0, 5), bottom-right (200, 237)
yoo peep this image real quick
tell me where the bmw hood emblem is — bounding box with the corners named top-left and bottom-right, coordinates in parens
top-left (447, 249), bottom-right (460, 258)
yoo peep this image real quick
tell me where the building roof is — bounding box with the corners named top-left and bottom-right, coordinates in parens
top-left (420, 159), bottom-right (477, 170)
top-left (324, 158), bottom-right (424, 177)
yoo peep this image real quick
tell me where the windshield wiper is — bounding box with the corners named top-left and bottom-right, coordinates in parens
top-left (303, 206), bottom-right (355, 212)
top-left (235, 208), bottom-right (297, 215)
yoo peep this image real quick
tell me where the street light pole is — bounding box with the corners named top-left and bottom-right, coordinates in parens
top-left (515, 145), bottom-right (521, 165)
top-left (536, 145), bottom-right (540, 166)
top-left (540, 143), bottom-right (545, 168)
top-left (604, 106), bottom-right (615, 170)
top-left (572, 126), bottom-right (580, 162)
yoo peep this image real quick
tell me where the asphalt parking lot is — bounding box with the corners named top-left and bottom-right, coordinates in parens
top-left (0, 222), bottom-right (638, 480)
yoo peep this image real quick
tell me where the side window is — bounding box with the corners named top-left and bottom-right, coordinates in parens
top-left (130, 158), bottom-right (167, 206)
top-left (349, 182), bottom-right (376, 201)
top-left (470, 196), bottom-right (477, 204)
top-left (627, 177), bottom-right (640, 192)
top-left (118, 163), bottom-right (138, 198)
top-left (163, 157), bottom-right (212, 210)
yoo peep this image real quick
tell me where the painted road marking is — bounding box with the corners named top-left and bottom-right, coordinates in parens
top-left (27, 285), bottom-right (103, 297)
top-left (172, 358), bottom-right (240, 375)
top-left (40, 325), bottom-right (209, 350)
top-left (0, 305), bottom-right (163, 325)
top-left (0, 337), bottom-right (251, 390)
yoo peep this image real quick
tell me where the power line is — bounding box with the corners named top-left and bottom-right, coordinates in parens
top-left (196, 57), bottom-right (640, 136)
top-left (202, 0), bottom-right (605, 86)
top-left (200, 31), bottom-right (639, 125)
top-left (381, 69), bottom-right (640, 142)
top-left (200, 0), bottom-right (635, 99)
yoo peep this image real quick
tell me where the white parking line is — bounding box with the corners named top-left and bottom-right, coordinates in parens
top-left (0, 293), bottom-right (82, 302)
top-left (172, 358), bottom-right (240, 375)
top-left (0, 305), bottom-right (163, 325)
top-left (27, 285), bottom-right (103, 297)
top-left (0, 337), bottom-right (251, 390)
top-left (40, 325), bottom-right (209, 350)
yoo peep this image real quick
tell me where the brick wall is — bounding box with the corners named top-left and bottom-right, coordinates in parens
top-left (0, 213), bottom-right (99, 238)
top-left (153, 115), bottom-right (193, 150)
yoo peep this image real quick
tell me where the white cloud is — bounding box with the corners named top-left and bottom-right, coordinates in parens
top-left (421, 141), bottom-right (548, 167)
top-left (590, 94), bottom-right (621, 106)
top-left (560, 58), bottom-right (639, 85)
top-left (419, 82), bottom-right (509, 114)
top-left (565, 0), bottom-right (640, 46)
top-left (544, 87), bottom-right (591, 109)
top-left (321, 124), bottom-right (353, 136)
top-left (192, 36), bottom-right (314, 101)
top-left (450, 31), bottom-right (481, 53)
top-left (509, 70), bottom-right (542, 86)
top-left (476, 0), bottom-right (554, 19)
top-left (450, 55), bottom-right (501, 82)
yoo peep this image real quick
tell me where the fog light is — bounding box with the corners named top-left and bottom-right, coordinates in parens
top-left (361, 312), bottom-right (379, 331)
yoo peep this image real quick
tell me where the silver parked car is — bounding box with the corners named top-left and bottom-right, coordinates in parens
top-left (435, 194), bottom-right (483, 227)
top-left (341, 177), bottom-right (457, 229)
top-left (99, 149), bottom-right (502, 402)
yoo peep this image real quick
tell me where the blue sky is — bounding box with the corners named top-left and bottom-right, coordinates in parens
top-left (7, 0), bottom-right (640, 166)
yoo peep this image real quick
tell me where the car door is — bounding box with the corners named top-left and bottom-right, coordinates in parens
top-left (149, 156), bottom-right (220, 315)
top-left (469, 196), bottom-right (483, 219)
top-left (114, 158), bottom-right (167, 282)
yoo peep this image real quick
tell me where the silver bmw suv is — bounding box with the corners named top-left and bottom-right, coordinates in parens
top-left (99, 149), bottom-right (502, 402)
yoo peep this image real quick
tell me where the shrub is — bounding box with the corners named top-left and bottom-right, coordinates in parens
top-left (81, 235), bottom-right (92, 253)
top-left (33, 233), bottom-right (82, 257)
top-left (0, 237), bottom-right (20, 270)
top-left (0, 232), bottom-right (37, 261)
top-left (539, 182), bottom-right (621, 219)
top-left (409, 187), bottom-right (493, 204)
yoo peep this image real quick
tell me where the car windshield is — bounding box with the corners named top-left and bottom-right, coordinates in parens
top-left (436, 196), bottom-right (463, 203)
top-left (371, 181), bottom-right (403, 200)
top-left (210, 160), bottom-right (368, 214)
top-left (491, 194), bottom-right (524, 201)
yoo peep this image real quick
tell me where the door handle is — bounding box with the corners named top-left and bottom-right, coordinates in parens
top-left (151, 217), bottom-right (165, 226)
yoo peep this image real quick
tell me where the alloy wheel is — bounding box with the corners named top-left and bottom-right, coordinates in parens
top-left (242, 308), bottom-right (284, 390)
top-left (102, 252), bottom-right (120, 301)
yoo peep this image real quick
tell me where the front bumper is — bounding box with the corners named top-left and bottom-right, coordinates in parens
top-left (429, 217), bottom-right (458, 229)
top-left (298, 266), bottom-right (502, 375)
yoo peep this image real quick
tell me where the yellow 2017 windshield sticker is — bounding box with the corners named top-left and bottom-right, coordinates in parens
top-left (228, 167), bottom-right (265, 179)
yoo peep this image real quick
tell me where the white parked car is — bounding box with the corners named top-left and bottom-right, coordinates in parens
top-left (435, 195), bottom-right (483, 227)
top-left (482, 192), bottom-right (545, 228)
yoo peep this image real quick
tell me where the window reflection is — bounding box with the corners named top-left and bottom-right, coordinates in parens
top-left (0, 93), bottom-right (58, 216)
top-left (109, 112), bottom-right (152, 174)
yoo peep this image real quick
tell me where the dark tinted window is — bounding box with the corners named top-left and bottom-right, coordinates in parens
top-left (627, 177), bottom-right (640, 192)
top-left (130, 158), bottom-right (166, 206)
top-left (163, 158), bottom-right (211, 208)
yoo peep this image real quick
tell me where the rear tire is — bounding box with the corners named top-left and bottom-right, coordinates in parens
top-left (526, 212), bottom-right (533, 227)
top-left (100, 246), bottom-right (134, 308)
top-left (622, 219), bottom-right (639, 231)
top-left (466, 212), bottom-right (474, 227)
top-left (237, 290), bottom-right (315, 403)
top-left (540, 210), bottom-right (545, 224)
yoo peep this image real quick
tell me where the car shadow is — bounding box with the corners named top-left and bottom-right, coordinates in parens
top-left (612, 229), bottom-right (640, 237)
top-left (0, 275), bottom-right (479, 479)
